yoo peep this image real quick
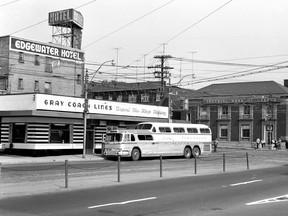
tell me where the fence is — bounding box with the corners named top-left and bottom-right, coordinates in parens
top-left (0, 152), bottom-right (253, 196)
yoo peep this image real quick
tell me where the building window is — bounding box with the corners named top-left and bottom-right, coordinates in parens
top-left (244, 105), bottom-right (250, 115)
top-left (34, 80), bottom-right (39, 92)
top-left (219, 124), bottom-right (228, 140)
top-left (156, 93), bottom-right (161, 102)
top-left (45, 57), bottom-right (52, 73)
top-left (108, 95), bottom-right (113, 101)
top-left (220, 105), bottom-right (229, 119)
top-left (50, 124), bottom-right (70, 143)
top-left (76, 74), bottom-right (81, 84)
top-left (12, 123), bottom-right (26, 143)
top-left (128, 94), bottom-right (137, 103)
top-left (117, 95), bottom-right (122, 102)
top-left (18, 78), bottom-right (23, 89)
top-left (241, 124), bottom-right (250, 140)
top-left (44, 82), bottom-right (52, 94)
top-left (199, 106), bottom-right (208, 119)
top-left (222, 106), bottom-right (228, 115)
top-left (35, 55), bottom-right (40, 65)
top-left (141, 94), bottom-right (149, 102)
top-left (18, 52), bottom-right (24, 63)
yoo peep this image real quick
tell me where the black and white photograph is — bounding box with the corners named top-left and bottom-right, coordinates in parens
top-left (1, 0), bottom-right (288, 215)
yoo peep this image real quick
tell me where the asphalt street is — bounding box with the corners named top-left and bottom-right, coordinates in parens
top-left (1, 166), bottom-right (288, 216)
top-left (1, 147), bottom-right (288, 199)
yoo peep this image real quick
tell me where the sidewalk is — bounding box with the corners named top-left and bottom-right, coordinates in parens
top-left (0, 152), bottom-right (104, 165)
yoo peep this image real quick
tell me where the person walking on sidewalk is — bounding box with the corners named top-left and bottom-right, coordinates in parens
top-left (213, 138), bottom-right (218, 152)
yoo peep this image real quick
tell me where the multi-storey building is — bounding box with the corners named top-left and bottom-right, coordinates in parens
top-left (0, 35), bottom-right (85, 96)
top-left (175, 81), bottom-right (288, 148)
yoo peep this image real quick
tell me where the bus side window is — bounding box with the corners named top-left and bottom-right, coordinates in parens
top-left (200, 128), bottom-right (210, 133)
top-left (187, 128), bottom-right (198, 133)
top-left (160, 127), bottom-right (171, 133)
top-left (131, 134), bottom-right (135, 141)
top-left (146, 135), bottom-right (153, 140)
top-left (138, 135), bottom-right (145, 140)
top-left (174, 127), bottom-right (185, 133)
top-left (137, 135), bottom-right (153, 140)
top-left (123, 134), bottom-right (130, 141)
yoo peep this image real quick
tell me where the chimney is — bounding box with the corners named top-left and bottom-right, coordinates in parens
top-left (284, 80), bottom-right (288, 88)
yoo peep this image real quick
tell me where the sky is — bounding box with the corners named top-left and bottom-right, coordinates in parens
top-left (1, 0), bottom-right (288, 90)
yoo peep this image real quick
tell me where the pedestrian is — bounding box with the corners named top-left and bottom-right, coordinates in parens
top-left (213, 138), bottom-right (218, 152)
top-left (261, 140), bottom-right (265, 148)
top-left (255, 138), bottom-right (260, 149)
top-left (272, 139), bottom-right (276, 150)
top-left (276, 138), bottom-right (281, 150)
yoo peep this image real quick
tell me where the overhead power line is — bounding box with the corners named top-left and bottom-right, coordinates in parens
top-left (0, 0), bottom-right (19, 8)
top-left (10, 0), bottom-right (98, 35)
top-left (82, 0), bottom-right (176, 49)
top-left (172, 57), bottom-right (288, 68)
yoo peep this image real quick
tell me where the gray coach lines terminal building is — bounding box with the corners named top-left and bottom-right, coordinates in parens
top-left (0, 94), bottom-right (168, 154)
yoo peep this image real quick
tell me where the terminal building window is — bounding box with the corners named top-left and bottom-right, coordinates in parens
top-left (50, 124), bottom-right (70, 143)
top-left (219, 124), bottom-right (228, 140)
top-left (12, 123), bottom-right (26, 143)
top-left (241, 124), bottom-right (250, 140)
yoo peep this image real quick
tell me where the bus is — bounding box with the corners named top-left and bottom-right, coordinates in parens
top-left (103, 122), bottom-right (212, 161)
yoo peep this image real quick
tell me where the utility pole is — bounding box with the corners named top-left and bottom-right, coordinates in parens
top-left (148, 54), bottom-right (173, 122)
top-left (113, 47), bottom-right (121, 81)
top-left (83, 69), bottom-right (89, 158)
top-left (188, 51), bottom-right (197, 89)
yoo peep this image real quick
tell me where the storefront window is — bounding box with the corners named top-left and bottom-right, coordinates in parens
top-left (50, 124), bottom-right (70, 143)
top-left (12, 123), bottom-right (26, 143)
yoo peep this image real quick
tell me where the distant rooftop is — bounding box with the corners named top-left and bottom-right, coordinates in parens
top-left (197, 81), bottom-right (288, 97)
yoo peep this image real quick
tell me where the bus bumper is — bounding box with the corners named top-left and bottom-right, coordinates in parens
top-left (104, 148), bottom-right (130, 157)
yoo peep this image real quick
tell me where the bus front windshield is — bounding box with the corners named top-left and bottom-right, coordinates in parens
top-left (105, 133), bottom-right (123, 142)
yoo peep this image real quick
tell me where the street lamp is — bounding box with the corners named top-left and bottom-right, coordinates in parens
top-left (82, 60), bottom-right (114, 158)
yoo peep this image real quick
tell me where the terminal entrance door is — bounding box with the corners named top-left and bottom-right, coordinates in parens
top-left (264, 124), bottom-right (274, 145)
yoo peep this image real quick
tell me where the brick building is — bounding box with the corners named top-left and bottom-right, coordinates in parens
top-left (0, 35), bottom-right (85, 96)
top-left (175, 81), bottom-right (288, 148)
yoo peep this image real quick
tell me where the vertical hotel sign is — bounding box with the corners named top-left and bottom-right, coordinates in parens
top-left (10, 37), bottom-right (84, 62)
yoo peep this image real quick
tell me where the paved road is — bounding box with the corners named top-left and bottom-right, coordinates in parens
top-left (1, 166), bottom-right (287, 216)
top-left (1, 148), bottom-right (288, 198)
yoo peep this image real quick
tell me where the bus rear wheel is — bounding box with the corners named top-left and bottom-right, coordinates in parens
top-left (131, 148), bottom-right (141, 161)
top-left (184, 147), bottom-right (192, 159)
top-left (192, 147), bottom-right (201, 158)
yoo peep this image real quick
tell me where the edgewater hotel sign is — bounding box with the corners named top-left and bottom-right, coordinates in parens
top-left (10, 37), bottom-right (84, 61)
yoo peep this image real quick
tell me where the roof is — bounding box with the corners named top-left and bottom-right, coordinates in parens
top-left (91, 81), bottom-right (163, 92)
top-left (197, 81), bottom-right (288, 97)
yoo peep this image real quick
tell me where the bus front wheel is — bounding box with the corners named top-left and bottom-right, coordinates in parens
top-left (184, 147), bottom-right (192, 159)
top-left (131, 148), bottom-right (141, 161)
